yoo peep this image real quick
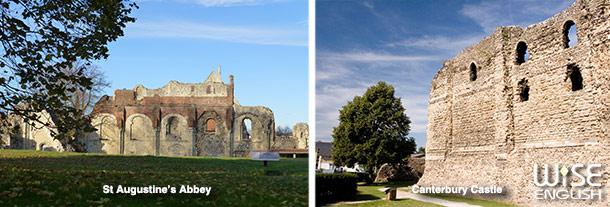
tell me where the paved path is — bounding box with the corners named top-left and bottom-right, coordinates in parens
top-left (378, 188), bottom-right (483, 207)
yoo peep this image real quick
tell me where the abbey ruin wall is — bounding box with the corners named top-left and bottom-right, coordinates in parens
top-left (419, 0), bottom-right (610, 206)
top-left (52, 69), bottom-right (308, 158)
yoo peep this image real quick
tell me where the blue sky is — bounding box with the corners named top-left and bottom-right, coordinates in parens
top-left (93, 0), bottom-right (308, 129)
top-left (316, 0), bottom-right (576, 148)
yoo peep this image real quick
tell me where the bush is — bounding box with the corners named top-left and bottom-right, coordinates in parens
top-left (316, 173), bottom-right (358, 205)
top-left (346, 172), bottom-right (373, 183)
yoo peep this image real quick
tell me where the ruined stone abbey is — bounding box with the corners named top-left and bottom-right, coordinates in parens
top-left (1, 69), bottom-right (308, 157)
top-left (419, 0), bottom-right (610, 206)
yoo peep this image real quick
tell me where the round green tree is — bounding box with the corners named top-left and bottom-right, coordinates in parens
top-left (331, 81), bottom-right (416, 176)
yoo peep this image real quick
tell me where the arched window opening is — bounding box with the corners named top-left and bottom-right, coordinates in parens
top-left (469, 62), bottom-right (477, 81)
top-left (129, 116), bottom-right (149, 141)
top-left (242, 118), bottom-right (252, 139)
top-left (166, 117), bottom-right (178, 135)
top-left (567, 64), bottom-right (583, 91)
top-left (563, 21), bottom-right (578, 48)
top-left (518, 78), bottom-right (530, 102)
top-left (516, 41), bottom-right (529, 65)
top-left (206, 119), bottom-right (216, 132)
top-left (98, 117), bottom-right (106, 138)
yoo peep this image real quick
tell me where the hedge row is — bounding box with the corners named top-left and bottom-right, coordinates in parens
top-left (346, 172), bottom-right (373, 183)
top-left (316, 173), bottom-right (358, 205)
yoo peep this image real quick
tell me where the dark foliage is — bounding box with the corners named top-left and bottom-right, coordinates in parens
top-left (332, 81), bottom-right (416, 176)
top-left (316, 173), bottom-right (358, 205)
top-left (0, 0), bottom-right (137, 142)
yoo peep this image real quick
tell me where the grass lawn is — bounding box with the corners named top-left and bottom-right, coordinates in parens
top-left (328, 181), bottom-right (431, 206)
top-left (0, 150), bottom-right (307, 206)
top-left (333, 181), bottom-right (519, 207)
top-left (420, 193), bottom-right (519, 207)
top-left (401, 188), bottom-right (520, 207)
top-left (332, 198), bottom-right (443, 207)
top-left (351, 181), bottom-right (417, 201)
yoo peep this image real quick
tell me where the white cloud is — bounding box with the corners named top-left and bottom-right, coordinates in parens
top-left (319, 51), bottom-right (438, 63)
top-left (315, 80), bottom-right (431, 140)
top-left (316, 50), bottom-right (437, 141)
top-left (315, 83), bottom-right (368, 141)
top-left (194, 0), bottom-right (263, 7)
top-left (315, 0), bottom-right (577, 146)
top-left (126, 21), bottom-right (307, 46)
top-left (138, 0), bottom-right (288, 7)
top-left (387, 35), bottom-right (484, 56)
top-left (362, 1), bottom-right (374, 9)
top-left (460, 0), bottom-right (575, 34)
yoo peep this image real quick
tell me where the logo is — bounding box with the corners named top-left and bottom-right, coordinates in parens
top-left (533, 164), bottom-right (602, 200)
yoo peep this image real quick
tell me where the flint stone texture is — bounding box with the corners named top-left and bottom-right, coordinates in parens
top-left (407, 154), bottom-right (425, 179)
top-left (419, 0), bottom-right (610, 206)
top-left (270, 122), bottom-right (309, 150)
top-left (374, 163), bottom-right (419, 183)
top-left (294, 123), bottom-right (309, 149)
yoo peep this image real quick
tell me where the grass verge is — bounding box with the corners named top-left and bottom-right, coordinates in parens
top-left (0, 150), bottom-right (307, 206)
top-left (351, 181), bottom-right (417, 201)
top-left (331, 198), bottom-right (443, 207)
top-left (401, 188), bottom-right (520, 207)
top-left (421, 193), bottom-right (519, 207)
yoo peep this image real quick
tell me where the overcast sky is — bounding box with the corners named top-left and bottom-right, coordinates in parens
top-left (93, 0), bottom-right (308, 129)
top-left (316, 0), bottom-right (576, 148)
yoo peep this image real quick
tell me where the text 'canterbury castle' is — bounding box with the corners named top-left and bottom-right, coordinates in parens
top-left (1, 69), bottom-right (308, 157)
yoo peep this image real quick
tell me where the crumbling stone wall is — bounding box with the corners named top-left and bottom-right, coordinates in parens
top-left (294, 123), bottom-right (309, 149)
top-left (270, 123), bottom-right (309, 150)
top-left (85, 69), bottom-right (276, 157)
top-left (271, 133), bottom-right (296, 149)
top-left (419, 1), bottom-right (610, 206)
top-left (232, 105), bottom-right (274, 156)
top-left (1, 110), bottom-right (64, 152)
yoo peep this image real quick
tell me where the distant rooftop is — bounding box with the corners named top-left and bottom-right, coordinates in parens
top-left (316, 141), bottom-right (332, 158)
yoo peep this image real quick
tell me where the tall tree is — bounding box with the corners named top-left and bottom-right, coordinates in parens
top-left (0, 0), bottom-right (137, 141)
top-left (60, 61), bottom-right (110, 116)
top-left (332, 81), bottom-right (416, 176)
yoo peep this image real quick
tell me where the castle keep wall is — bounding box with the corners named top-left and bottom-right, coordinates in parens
top-left (419, 0), bottom-right (610, 206)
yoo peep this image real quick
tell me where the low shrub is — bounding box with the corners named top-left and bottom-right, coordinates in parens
top-left (316, 173), bottom-right (358, 205)
top-left (347, 172), bottom-right (373, 183)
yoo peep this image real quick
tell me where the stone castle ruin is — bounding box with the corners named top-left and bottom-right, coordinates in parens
top-left (1, 69), bottom-right (308, 157)
top-left (419, 0), bottom-right (610, 206)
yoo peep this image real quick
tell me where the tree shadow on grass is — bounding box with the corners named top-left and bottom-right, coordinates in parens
top-left (362, 180), bottom-right (417, 187)
top-left (353, 193), bottom-right (381, 201)
top-left (340, 181), bottom-right (418, 203)
top-left (0, 150), bottom-right (306, 176)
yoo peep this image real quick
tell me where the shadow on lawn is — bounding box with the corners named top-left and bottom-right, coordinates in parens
top-left (362, 181), bottom-right (418, 187)
top-left (0, 150), bottom-right (309, 207)
top-left (353, 193), bottom-right (380, 201)
top-left (0, 150), bottom-right (307, 176)
top-left (346, 181), bottom-right (418, 202)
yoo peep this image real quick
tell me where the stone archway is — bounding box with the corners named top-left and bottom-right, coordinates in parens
top-left (86, 113), bottom-right (120, 154)
top-left (160, 114), bottom-right (190, 156)
top-left (195, 111), bottom-right (227, 157)
top-left (233, 113), bottom-right (266, 156)
top-left (124, 114), bottom-right (154, 155)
